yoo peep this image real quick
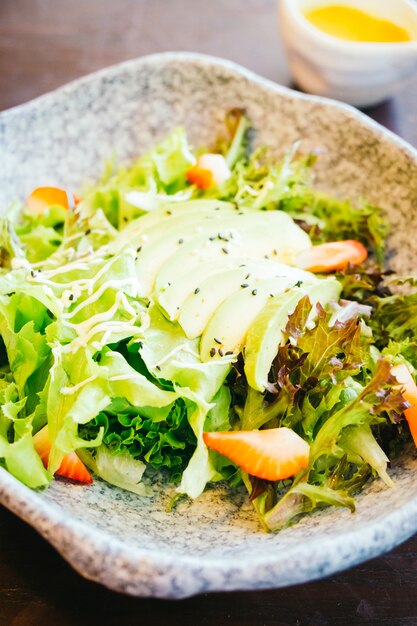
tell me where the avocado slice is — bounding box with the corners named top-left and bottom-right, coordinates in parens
top-left (156, 258), bottom-right (243, 321)
top-left (179, 260), bottom-right (306, 339)
top-left (136, 210), bottom-right (296, 296)
top-left (123, 199), bottom-right (236, 234)
top-left (158, 257), bottom-right (296, 324)
top-left (200, 271), bottom-right (315, 361)
top-left (155, 211), bottom-right (311, 294)
top-left (134, 209), bottom-right (243, 295)
top-left (111, 199), bottom-right (236, 254)
top-left (244, 278), bottom-right (342, 392)
top-left (133, 203), bottom-right (237, 247)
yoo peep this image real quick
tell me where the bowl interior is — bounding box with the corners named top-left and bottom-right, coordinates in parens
top-left (0, 53), bottom-right (417, 597)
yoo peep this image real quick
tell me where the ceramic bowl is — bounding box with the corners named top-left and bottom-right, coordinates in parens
top-left (0, 53), bottom-right (417, 599)
top-left (278, 0), bottom-right (417, 107)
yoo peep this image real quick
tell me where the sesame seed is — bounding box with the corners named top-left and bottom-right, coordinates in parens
top-left (218, 349), bottom-right (224, 357)
top-left (123, 216), bottom-right (128, 222)
top-left (136, 246), bottom-right (142, 253)
top-left (225, 351), bottom-right (233, 356)
top-left (245, 273), bottom-right (250, 280)
top-left (69, 294), bottom-right (74, 301)
top-left (214, 337), bottom-right (222, 345)
top-left (85, 229), bottom-right (91, 235)
top-left (156, 365), bottom-right (161, 371)
top-left (240, 283), bottom-right (249, 288)
top-left (269, 293), bottom-right (275, 298)
top-left (252, 289), bottom-right (258, 296)
top-left (30, 270), bottom-right (36, 277)
top-left (210, 347), bottom-right (216, 358)
top-left (178, 238), bottom-right (184, 244)
top-left (194, 287), bottom-right (200, 294)
top-left (264, 254), bottom-right (269, 259)
top-left (165, 210), bottom-right (172, 215)
top-left (209, 235), bottom-right (216, 241)
top-left (221, 247), bottom-right (229, 254)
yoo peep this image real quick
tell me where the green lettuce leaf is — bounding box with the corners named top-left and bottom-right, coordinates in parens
top-left (0, 380), bottom-right (50, 488)
top-left (339, 424), bottom-right (394, 487)
top-left (0, 219), bottom-right (26, 268)
top-left (371, 291), bottom-right (417, 346)
top-left (79, 445), bottom-right (148, 496)
top-left (0, 293), bottom-right (52, 400)
top-left (14, 204), bottom-right (67, 263)
top-left (137, 305), bottom-right (231, 497)
top-left (81, 395), bottom-right (196, 483)
top-left (223, 108), bottom-right (252, 169)
top-left (45, 343), bottom-right (178, 474)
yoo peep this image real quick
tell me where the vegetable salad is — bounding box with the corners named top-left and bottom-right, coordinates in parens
top-left (1, 110), bottom-right (416, 532)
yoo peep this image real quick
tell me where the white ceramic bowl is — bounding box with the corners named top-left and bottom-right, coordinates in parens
top-left (278, 0), bottom-right (417, 107)
top-left (0, 53), bottom-right (417, 598)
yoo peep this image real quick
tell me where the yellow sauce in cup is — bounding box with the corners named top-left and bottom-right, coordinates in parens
top-left (304, 5), bottom-right (411, 43)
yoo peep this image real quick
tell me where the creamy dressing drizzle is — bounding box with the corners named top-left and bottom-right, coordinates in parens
top-left (63, 291), bottom-right (134, 330)
top-left (108, 373), bottom-right (143, 382)
top-left (62, 277), bottom-right (138, 320)
top-left (150, 342), bottom-right (199, 369)
top-left (61, 375), bottom-right (98, 395)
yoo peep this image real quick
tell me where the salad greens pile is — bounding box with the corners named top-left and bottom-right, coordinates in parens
top-left (0, 110), bottom-right (416, 532)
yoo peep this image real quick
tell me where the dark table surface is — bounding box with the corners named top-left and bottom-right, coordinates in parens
top-left (1, 1), bottom-right (417, 624)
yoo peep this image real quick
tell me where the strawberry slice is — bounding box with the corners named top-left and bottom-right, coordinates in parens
top-left (391, 363), bottom-right (417, 447)
top-left (203, 427), bottom-right (310, 481)
top-left (26, 186), bottom-right (76, 215)
top-left (186, 165), bottom-right (214, 190)
top-left (295, 240), bottom-right (368, 273)
top-left (55, 451), bottom-right (93, 484)
top-left (186, 153), bottom-right (231, 190)
top-left (33, 425), bottom-right (92, 484)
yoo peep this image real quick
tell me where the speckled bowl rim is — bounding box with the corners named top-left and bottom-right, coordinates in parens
top-left (1, 52), bottom-right (417, 598)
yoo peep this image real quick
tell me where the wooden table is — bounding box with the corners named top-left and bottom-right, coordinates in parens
top-left (0, 1), bottom-right (416, 624)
